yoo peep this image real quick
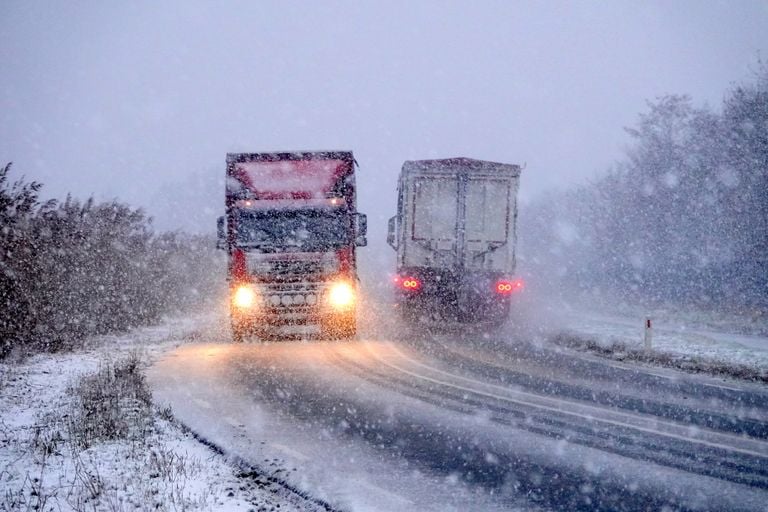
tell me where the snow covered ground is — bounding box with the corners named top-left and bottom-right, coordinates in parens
top-left (530, 294), bottom-right (768, 379)
top-left (558, 309), bottom-right (768, 368)
top-left (0, 312), bottom-right (310, 511)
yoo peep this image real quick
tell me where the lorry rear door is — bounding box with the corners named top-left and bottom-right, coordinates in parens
top-left (411, 176), bottom-right (460, 268)
top-left (463, 177), bottom-right (512, 270)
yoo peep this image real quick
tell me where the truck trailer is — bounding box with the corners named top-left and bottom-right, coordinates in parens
top-left (218, 151), bottom-right (367, 341)
top-left (387, 157), bottom-right (522, 325)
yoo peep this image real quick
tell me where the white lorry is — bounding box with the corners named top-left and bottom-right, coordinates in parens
top-left (387, 157), bottom-right (523, 324)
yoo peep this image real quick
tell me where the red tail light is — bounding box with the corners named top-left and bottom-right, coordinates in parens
top-left (394, 275), bottom-right (421, 291)
top-left (495, 278), bottom-right (524, 294)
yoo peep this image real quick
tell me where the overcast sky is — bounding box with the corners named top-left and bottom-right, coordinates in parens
top-left (2, 1), bottom-right (767, 234)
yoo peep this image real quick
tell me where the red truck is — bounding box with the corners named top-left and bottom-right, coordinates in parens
top-left (217, 151), bottom-right (367, 341)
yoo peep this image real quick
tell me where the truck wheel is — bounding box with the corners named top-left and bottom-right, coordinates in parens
top-left (231, 320), bottom-right (248, 343)
top-left (401, 308), bottom-right (416, 323)
top-left (253, 325), bottom-right (276, 342)
top-left (337, 323), bottom-right (357, 341)
top-left (488, 301), bottom-right (512, 328)
top-left (321, 317), bottom-right (357, 341)
top-left (397, 302), bottom-right (420, 324)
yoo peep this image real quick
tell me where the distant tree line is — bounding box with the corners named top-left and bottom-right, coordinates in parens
top-left (0, 163), bottom-right (223, 358)
top-left (522, 65), bottom-right (767, 311)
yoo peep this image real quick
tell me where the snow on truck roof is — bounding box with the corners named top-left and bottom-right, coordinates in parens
top-left (226, 151), bottom-right (354, 164)
top-left (225, 151), bottom-right (355, 201)
top-left (402, 157), bottom-right (521, 176)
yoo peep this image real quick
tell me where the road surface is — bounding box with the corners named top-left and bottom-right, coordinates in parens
top-left (148, 320), bottom-right (768, 511)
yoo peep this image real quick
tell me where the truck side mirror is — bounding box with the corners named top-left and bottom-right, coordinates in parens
top-left (355, 213), bottom-right (368, 247)
top-left (387, 216), bottom-right (398, 250)
top-left (216, 216), bottom-right (226, 250)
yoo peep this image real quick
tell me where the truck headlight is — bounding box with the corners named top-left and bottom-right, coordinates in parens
top-left (327, 281), bottom-right (355, 309)
top-left (232, 285), bottom-right (258, 309)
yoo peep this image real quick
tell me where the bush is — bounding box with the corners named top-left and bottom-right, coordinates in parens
top-left (0, 163), bottom-right (223, 358)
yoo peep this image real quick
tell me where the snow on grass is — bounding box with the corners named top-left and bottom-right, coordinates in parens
top-left (546, 299), bottom-right (768, 382)
top-left (0, 312), bottom-right (307, 511)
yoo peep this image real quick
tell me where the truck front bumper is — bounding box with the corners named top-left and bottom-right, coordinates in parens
top-left (230, 281), bottom-right (357, 327)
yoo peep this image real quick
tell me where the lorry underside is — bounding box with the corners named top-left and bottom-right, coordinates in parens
top-left (392, 267), bottom-right (522, 325)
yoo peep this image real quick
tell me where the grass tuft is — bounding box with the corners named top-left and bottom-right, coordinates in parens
top-left (66, 352), bottom-right (153, 449)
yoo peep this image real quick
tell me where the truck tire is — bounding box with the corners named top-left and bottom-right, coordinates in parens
top-left (400, 306), bottom-right (415, 323)
top-left (252, 325), bottom-right (276, 342)
top-left (321, 316), bottom-right (357, 341)
top-left (396, 300), bottom-right (421, 323)
top-left (488, 300), bottom-right (511, 328)
top-left (232, 324), bottom-right (246, 343)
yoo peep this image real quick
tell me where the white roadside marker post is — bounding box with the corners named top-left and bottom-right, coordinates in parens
top-left (644, 318), bottom-right (653, 351)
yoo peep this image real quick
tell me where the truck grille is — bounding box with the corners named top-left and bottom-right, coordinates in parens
top-left (246, 254), bottom-right (338, 278)
top-left (262, 282), bottom-right (323, 309)
top-left (270, 261), bottom-right (322, 275)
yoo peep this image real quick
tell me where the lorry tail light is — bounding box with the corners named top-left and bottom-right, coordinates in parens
top-left (495, 278), bottom-right (524, 294)
top-left (232, 284), bottom-right (259, 308)
top-left (328, 281), bottom-right (356, 309)
top-left (395, 275), bottom-right (421, 291)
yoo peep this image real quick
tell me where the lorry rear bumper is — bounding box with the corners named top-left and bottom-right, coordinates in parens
top-left (396, 293), bottom-right (510, 323)
top-left (393, 268), bottom-right (514, 323)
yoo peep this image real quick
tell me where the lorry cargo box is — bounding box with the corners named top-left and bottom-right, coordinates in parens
top-left (387, 157), bottom-right (522, 324)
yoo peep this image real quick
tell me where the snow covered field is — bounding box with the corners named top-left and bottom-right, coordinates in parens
top-left (530, 294), bottom-right (768, 381)
top-left (559, 309), bottom-right (768, 368)
top-left (0, 313), bottom-right (312, 511)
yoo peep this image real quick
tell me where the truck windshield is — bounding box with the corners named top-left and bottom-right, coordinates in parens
top-left (235, 209), bottom-right (349, 251)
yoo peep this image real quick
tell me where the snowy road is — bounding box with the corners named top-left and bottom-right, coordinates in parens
top-left (148, 327), bottom-right (768, 511)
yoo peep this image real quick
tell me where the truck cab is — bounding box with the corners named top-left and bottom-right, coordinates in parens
top-left (218, 151), bottom-right (366, 341)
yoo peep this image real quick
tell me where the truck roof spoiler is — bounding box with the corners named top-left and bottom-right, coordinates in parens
top-left (227, 151), bottom-right (355, 164)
